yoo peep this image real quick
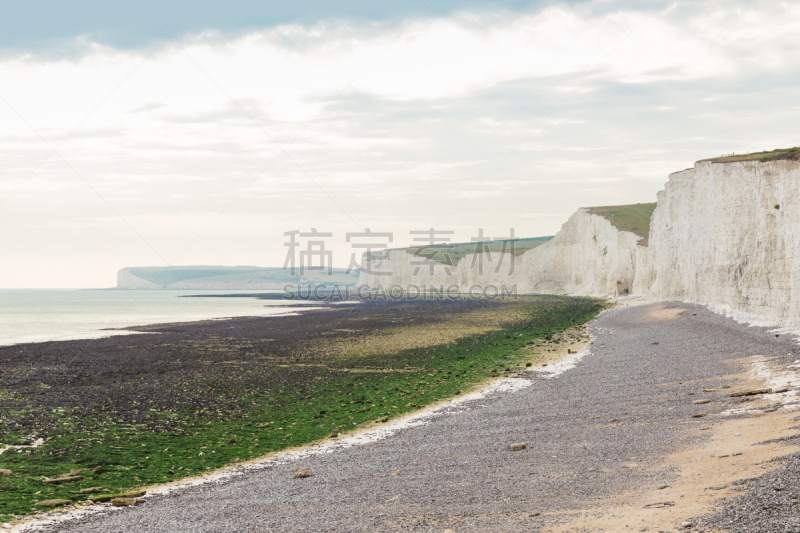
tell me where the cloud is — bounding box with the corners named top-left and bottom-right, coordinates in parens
top-left (1, 1), bottom-right (800, 287)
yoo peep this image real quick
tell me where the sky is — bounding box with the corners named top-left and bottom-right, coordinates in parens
top-left (1, 0), bottom-right (799, 288)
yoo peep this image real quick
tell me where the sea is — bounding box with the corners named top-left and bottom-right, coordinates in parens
top-left (0, 289), bottom-right (320, 347)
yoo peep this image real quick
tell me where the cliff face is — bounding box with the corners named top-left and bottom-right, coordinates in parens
top-left (359, 158), bottom-right (800, 326)
top-left (515, 209), bottom-right (644, 296)
top-left (646, 159), bottom-right (800, 326)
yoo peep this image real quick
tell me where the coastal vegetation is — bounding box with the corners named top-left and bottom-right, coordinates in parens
top-left (399, 236), bottom-right (553, 266)
top-left (586, 203), bottom-right (657, 245)
top-left (0, 295), bottom-right (605, 521)
top-left (704, 146), bottom-right (800, 163)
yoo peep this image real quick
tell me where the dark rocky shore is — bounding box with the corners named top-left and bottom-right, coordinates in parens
top-left (1, 298), bottom-right (514, 437)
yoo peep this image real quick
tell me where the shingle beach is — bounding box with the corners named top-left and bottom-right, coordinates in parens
top-left (29, 302), bottom-right (800, 532)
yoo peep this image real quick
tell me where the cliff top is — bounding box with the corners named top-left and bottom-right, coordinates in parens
top-left (702, 146), bottom-right (800, 163)
top-left (586, 203), bottom-right (657, 245)
top-left (395, 236), bottom-right (553, 266)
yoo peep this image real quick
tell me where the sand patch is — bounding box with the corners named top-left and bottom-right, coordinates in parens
top-left (643, 305), bottom-right (686, 322)
top-left (546, 356), bottom-right (800, 533)
top-left (310, 306), bottom-right (531, 360)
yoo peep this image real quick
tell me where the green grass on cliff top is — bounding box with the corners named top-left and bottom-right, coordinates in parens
top-left (702, 146), bottom-right (800, 163)
top-left (395, 236), bottom-right (553, 266)
top-left (585, 203), bottom-right (657, 245)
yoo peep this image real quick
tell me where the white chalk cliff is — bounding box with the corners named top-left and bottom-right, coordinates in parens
top-left (644, 159), bottom-right (800, 327)
top-left (358, 158), bottom-right (800, 326)
top-left (358, 208), bottom-right (644, 297)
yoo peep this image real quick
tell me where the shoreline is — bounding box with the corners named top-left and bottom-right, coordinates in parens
top-left (10, 322), bottom-right (605, 533)
top-left (12, 333), bottom-right (595, 532)
top-left (0, 289), bottom-right (323, 348)
top-left (0, 295), bottom-right (605, 526)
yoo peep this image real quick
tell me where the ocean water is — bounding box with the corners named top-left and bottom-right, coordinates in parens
top-left (0, 289), bottom-right (319, 347)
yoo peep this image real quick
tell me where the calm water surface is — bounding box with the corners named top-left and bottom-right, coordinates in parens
top-left (0, 289), bottom-right (318, 347)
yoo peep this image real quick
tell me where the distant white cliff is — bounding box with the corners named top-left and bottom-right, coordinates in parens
top-left (117, 266), bottom-right (358, 289)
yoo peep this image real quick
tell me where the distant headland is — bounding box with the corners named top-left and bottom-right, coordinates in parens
top-left (117, 265), bottom-right (358, 289)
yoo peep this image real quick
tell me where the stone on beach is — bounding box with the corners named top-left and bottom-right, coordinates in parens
top-left (43, 475), bottom-right (84, 484)
top-left (89, 491), bottom-right (145, 503)
top-left (112, 497), bottom-right (141, 507)
top-left (643, 501), bottom-right (674, 508)
top-left (292, 468), bottom-right (314, 479)
top-left (35, 499), bottom-right (73, 508)
top-left (77, 487), bottom-right (106, 494)
top-left (728, 388), bottom-right (772, 397)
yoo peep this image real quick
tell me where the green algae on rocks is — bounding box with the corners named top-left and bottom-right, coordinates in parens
top-left (0, 295), bottom-right (605, 521)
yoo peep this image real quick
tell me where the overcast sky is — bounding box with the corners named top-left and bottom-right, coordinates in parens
top-left (1, 0), bottom-right (799, 288)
